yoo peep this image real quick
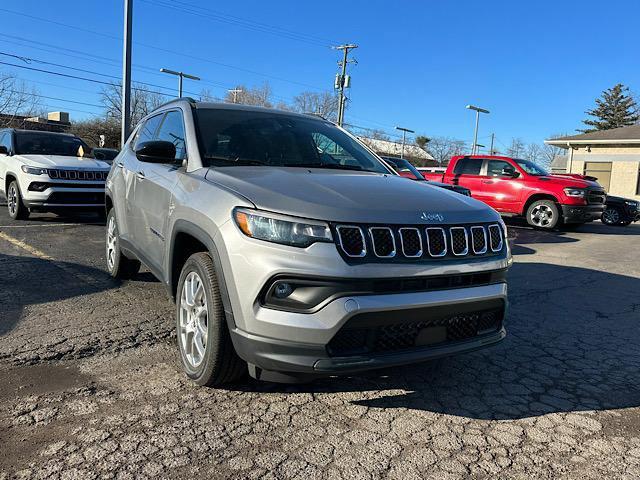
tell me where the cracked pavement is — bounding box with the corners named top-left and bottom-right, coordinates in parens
top-left (1, 207), bottom-right (639, 479)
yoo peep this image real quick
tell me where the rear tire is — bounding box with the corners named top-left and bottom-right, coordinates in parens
top-left (176, 252), bottom-right (245, 386)
top-left (526, 200), bottom-right (559, 230)
top-left (7, 181), bottom-right (29, 220)
top-left (105, 209), bottom-right (140, 279)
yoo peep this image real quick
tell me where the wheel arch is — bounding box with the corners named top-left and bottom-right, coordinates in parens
top-left (522, 193), bottom-right (559, 215)
top-left (168, 220), bottom-right (237, 329)
top-left (5, 171), bottom-right (19, 194)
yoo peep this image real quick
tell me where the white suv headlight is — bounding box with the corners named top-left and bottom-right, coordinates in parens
top-left (21, 165), bottom-right (49, 175)
top-left (233, 208), bottom-right (333, 247)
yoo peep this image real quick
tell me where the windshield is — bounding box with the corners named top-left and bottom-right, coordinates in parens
top-left (14, 131), bottom-right (90, 157)
top-left (383, 157), bottom-right (425, 181)
top-left (194, 108), bottom-right (390, 174)
top-left (515, 158), bottom-right (548, 176)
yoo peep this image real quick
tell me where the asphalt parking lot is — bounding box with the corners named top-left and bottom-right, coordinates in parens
top-left (1, 205), bottom-right (639, 480)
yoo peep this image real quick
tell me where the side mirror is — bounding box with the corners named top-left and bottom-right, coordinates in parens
top-left (0, 146), bottom-right (8, 155)
top-left (501, 167), bottom-right (519, 178)
top-left (135, 141), bottom-right (176, 163)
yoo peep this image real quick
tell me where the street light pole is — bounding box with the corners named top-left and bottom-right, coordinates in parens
top-left (395, 126), bottom-right (415, 159)
top-left (121, 0), bottom-right (133, 148)
top-left (160, 68), bottom-right (201, 97)
top-left (466, 104), bottom-right (490, 155)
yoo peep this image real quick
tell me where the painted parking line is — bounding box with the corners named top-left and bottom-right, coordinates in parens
top-left (0, 223), bottom-right (103, 228)
top-left (0, 231), bottom-right (54, 260)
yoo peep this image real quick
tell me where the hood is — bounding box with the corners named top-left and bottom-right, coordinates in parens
top-left (545, 174), bottom-right (602, 189)
top-left (16, 154), bottom-right (110, 170)
top-left (205, 167), bottom-right (500, 224)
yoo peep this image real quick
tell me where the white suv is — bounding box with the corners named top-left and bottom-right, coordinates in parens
top-left (0, 129), bottom-right (111, 219)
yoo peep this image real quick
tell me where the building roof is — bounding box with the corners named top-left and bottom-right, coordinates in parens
top-left (546, 124), bottom-right (640, 146)
top-left (357, 137), bottom-right (434, 161)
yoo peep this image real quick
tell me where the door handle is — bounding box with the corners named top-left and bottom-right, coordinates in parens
top-left (482, 180), bottom-right (494, 184)
top-left (136, 170), bottom-right (145, 180)
top-left (115, 161), bottom-right (124, 168)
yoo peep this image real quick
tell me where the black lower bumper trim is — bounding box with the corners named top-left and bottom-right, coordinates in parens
top-left (561, 204), bottom-right (605, 223)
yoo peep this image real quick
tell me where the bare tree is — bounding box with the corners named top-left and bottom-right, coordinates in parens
top-left (291, 91), bottom-right (339, 121)
top-left (224, 83), bottom-right (274, 107)
top-left (0, 72), bottom-right (41, 127)
top-left (506, 138), bottom-right (526, 158)
top-left (414, 135), bottom-right (430, 150)
top-left (426, 136), bottom-right (467, 165)
top-left (69, 117), bottom-right (121, 148)
top-left (101, 82), bottom-right (165, 128)
top-left (198, 89), bottom-right (222, 102)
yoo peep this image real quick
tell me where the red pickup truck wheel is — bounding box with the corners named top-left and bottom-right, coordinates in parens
top-left (526, 200), bottom-right (559, 229)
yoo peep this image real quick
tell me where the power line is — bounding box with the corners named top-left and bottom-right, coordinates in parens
top-left (0, 7), bottom-right (326, 91)
top-left (5, 90), bottom-right (104, 109)
top-left (141, 0), bottom-right (338, 47)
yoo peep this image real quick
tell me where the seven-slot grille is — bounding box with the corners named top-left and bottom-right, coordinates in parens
top-left (47, 169), bottom-right (108, 181)
top-left (335, 223), bottom-right (504, 261)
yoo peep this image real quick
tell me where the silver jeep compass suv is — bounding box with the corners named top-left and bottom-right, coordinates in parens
top-left (105, 98), bottom-right (511, 385)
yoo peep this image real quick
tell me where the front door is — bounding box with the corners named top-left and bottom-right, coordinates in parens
top-left (131, 110), bottom-right (186, 272)
top-left (475, 159), bottom-right (523, 213)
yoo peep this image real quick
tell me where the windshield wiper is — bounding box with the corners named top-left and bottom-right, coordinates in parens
top-left (204, 156), bottom-right (269, 167)
top-left (290, 163), bottom-right (374, 172)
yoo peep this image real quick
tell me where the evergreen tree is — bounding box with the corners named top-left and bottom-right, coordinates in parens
top-left (581, 83), bottom-right (639, 132)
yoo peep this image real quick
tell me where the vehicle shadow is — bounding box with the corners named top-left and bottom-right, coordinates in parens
top-left (234, 262), bottom-right (640, 420)
top-left (0, 252), bottom-right (116, 337)
top-left (0, 198), bottom-right (104, 225)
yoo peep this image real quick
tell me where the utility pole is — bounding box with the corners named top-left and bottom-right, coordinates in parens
top-left (466, 104), bottom-right (490, 155)
top-left (121, 0), bottom-right (133, 148)
top-left (228, 88), bottom-right (243, 104)
top-left (160, 68), bottom-right (201, 97)
top-left (395, 126), bottom-right (415, 159)
top-left (490, 133), bottom-right (495, 155)
top-left (333, 44), bottom-right (358, 127)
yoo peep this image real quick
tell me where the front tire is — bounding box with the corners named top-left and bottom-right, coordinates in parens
top-left (7, 181), bottom-right (29, 220)
top-left (526, 200), bottom-right (559, 229)
top-left (105, 209), bottom-right (140, 279)
top-left (176, 252), bottom-right (245, 386)
top-left (601, 206), bottom-right (622, 226)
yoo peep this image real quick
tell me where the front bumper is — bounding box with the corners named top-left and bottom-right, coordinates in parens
top-left (23, 186), bottom-right (105, 209)
top-left (561, 204), bottom-right (605, 223)
top-left (229, 282), bottom-right (508, 381)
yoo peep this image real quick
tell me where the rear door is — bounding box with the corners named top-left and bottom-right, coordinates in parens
top-left (475, 159), bottom-right (523, 213)
top-left (449, 157), bottom-right (485, 199)
top-left (131, 110), bottom-right (185, 272)
top-left (0, 132), bottom-right (9, 191)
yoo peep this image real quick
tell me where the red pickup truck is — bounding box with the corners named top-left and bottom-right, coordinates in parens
top-left (422, 155), bottom-right (606, 229)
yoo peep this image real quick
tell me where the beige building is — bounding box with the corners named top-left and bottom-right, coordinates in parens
top-left (546, 125), bottom-right (640, 200)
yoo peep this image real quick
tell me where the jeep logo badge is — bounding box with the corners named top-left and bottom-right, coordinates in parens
top-left (420, 212), bottom-right (444, 222)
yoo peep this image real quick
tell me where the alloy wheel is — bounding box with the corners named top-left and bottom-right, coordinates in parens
top-left (179, 271), bottom-right (208, 368)
top-left (602, 207), bottom-right (620, 225)
top-left (106, 215), bottom-right (117, 271)
top-left (530, 204), bottom-right (554, 227)
top-left (8, 185), bottom-right (17, 216)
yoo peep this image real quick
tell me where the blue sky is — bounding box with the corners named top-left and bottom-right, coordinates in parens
top-left (0, 0), bottom-right (638, 147)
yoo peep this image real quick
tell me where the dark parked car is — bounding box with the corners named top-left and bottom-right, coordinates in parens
top-left (93, 148), bottom-right (120, 163)
top-left (601, 195), bottom-right (639, 226)
top-left (381, 156), bottom-right (472, 196)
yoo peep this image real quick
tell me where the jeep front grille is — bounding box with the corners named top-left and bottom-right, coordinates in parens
top-left (335, 223), bottom-right (504, 261)
top-left (47, 169), bottom-right (108, 181)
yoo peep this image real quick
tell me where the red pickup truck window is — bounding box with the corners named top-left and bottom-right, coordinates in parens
top-left (453, 158), bottom-right (482, 175)
top-left (487, 160), bottom-right (513, 177)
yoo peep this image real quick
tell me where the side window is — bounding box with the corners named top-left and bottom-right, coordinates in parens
top-left (487, 160), bottom-right (515, 177)
top-left (155, 111), bottom-right (186, 160)
top-left (133, 114), bottom-right (163, 150)
top-left (0, 132), bottom-right (10, 153)
top-left (453, 158), bottom-right (482, 175)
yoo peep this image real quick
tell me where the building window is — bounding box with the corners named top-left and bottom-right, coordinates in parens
top-left (583, 161), bottom-right (612, 192)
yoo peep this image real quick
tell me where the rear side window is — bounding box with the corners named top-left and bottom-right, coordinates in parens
top-left (134, 114), bottom-right (163, 149)
top-left (156, 111), bottom-right (186, 160)
top-left (0, 133), bottom-right (8, 152)
top-left (453, 158), bottom-right (482, 175)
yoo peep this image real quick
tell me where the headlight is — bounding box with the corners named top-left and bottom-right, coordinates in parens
top-left (233, 208), bottom-right (333, 247)
top-left (21, 165), bottom-right (49, 175)
top-left (624, 200), bottom-right (638, 207)
top-left (563, 187), bottom-right (585, 197)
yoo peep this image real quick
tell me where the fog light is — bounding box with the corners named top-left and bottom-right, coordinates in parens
top-left (273, 282), bottom-right (293, 298)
